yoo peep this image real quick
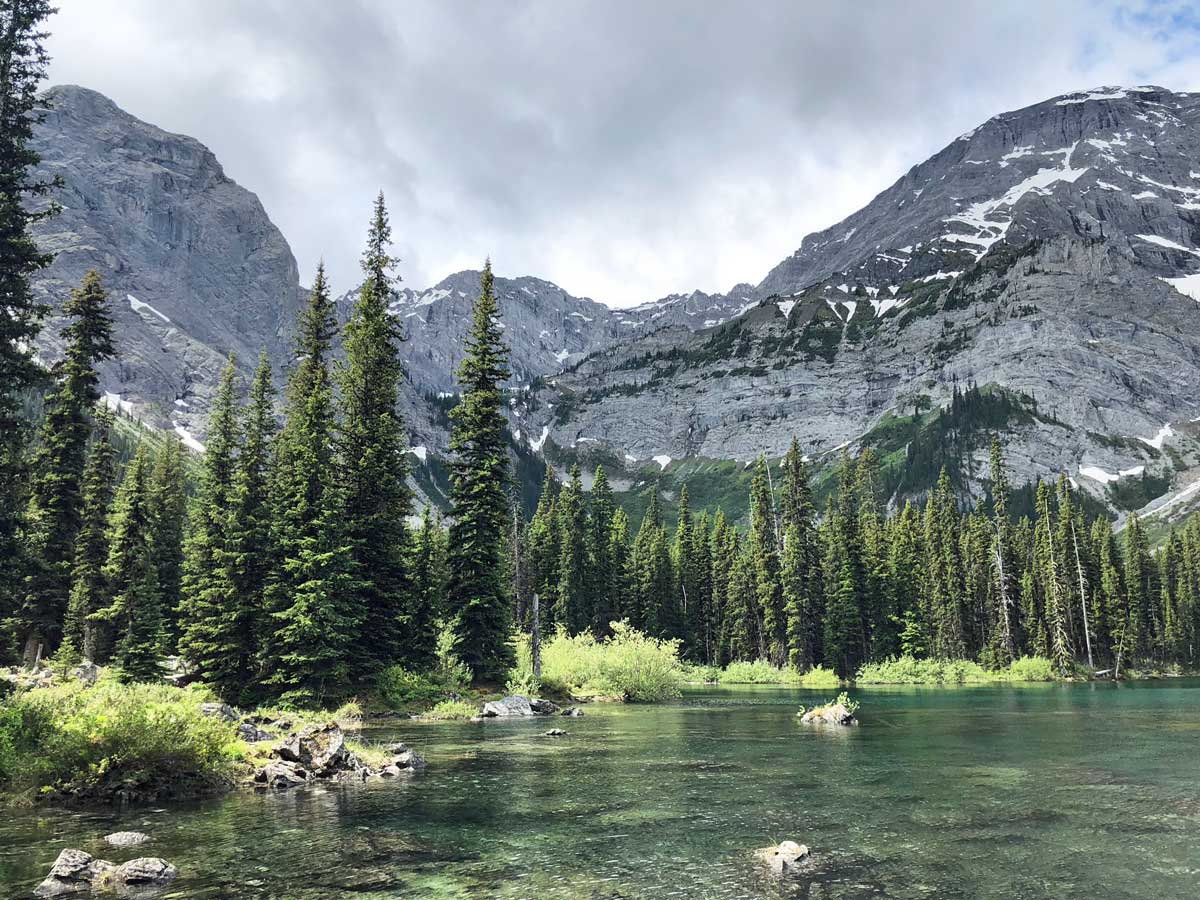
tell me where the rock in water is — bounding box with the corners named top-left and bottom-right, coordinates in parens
top-left (754, 841), bottom-right (810, 874)
top-left (108, 857), bottom-right (178, 893)
top-left (560, 706), bottom-right (584, 717)
top-left (33, 849), bottom-right (113, 898)
top-left (104, 832), bottom-right (150, 848)
top-left (544, 729), bottom-right (568, 736)
top-left (800, 704), bottom-right (857, 726)
top-left (392, 748), bottom-right (427, 770)
top-left (480, 695), bottom-right (559, 717)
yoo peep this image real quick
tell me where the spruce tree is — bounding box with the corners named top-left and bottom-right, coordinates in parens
top-left (524, 464), bottom-right (560, 629)
top-left (339, 193), bottom-right (413, 676)
top-left (672, 483), bottom-right (700, 656)
top-left (749, 457), bottom-right (785, 663)
top-left (178, 358), bottom-right (244, 698)
top-left (408, 505), bottom-right (444, 671)
top-left (587, 465), bottom-right (617, 636)
top-left (262, 265), bottom-right (359, 705)
top-left (888, 501), bottom-right (927, 658)
top-left (0, 0), bottom-right (57, 634)
top-left (690, 509), bottom-right (714, 662)
top-left (709, 510), bottom-right (737, 664)
top-left (553, 464), bottom-right (588, 634)
top-left (722, 540), bottom-right (759, 663)
top-left (923, 470), bottom-right (965, 659)
top-left (20, 270), bottom-right (115, 658)
top-left (446, 261), bottom-right (514, 683)
top-left (222, 354), bottom-right (275, 694)
top-left (988, 437), bottom-right (1019, 665)
top-left (148, 436), bottom-right (187, 645)
top-left (608, 506), bottom-right (632, 625)
top-left (96, 445), bottom-right (162, 680)
top-left (59, 408), bottom-right (116, 664)
top-left (1034, 480), bottom-right (1072, 675)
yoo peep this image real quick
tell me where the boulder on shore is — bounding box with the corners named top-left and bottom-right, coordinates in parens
top-left (198, 702), bottom-right (238, 724)
top-left (277, 723), bottom-right (348, 776)
top-left (34, 849), bottom-right (177, 897)
top-left (480, 695), bottom-right (559, 717)
top-left (754, 840), bottom-right (810, 874)
top-left (800, 703), bottom-right (857, 726)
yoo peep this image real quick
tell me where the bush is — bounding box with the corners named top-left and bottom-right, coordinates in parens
top-left (799, 665), bottom-right (841, 688)
top-left (511, 622), bottom-right (684, 703)
top-left (719, 660), bottom-right (801, 684)
top-left (376, 663), bottom-right (469, 711)
top-left (682, 664), bottom-right (721, 684)
top-left (855, 655), bottom-right (1059, 684)
top-left (0, 681), bottom-right (242, 803)
top-left (855, 655), bottom-right (992, 684)
top-left (425, 699), bottom-right (479, 720)
top-left (998, 656), bottom-right (1056, 682)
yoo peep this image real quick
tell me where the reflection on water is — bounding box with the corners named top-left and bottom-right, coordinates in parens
top-left (3, 680), bottom-right (1199, 898)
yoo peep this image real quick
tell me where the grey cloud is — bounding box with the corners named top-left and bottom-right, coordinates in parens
top-left (46, 0), bottom-right (1200, 304)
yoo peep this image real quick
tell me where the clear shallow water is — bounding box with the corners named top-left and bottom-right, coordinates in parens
top-left (3, 681), bottom-right (1199, 899)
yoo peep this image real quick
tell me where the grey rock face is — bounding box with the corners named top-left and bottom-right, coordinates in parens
top-left (30, 85), bottom-right (304, 442)
top-left (524, 86), bottom-right (1200, 509)
top-left (33, 849), bottom-right (112, 898)
top-left (479, 694), bottom-right (559, 717)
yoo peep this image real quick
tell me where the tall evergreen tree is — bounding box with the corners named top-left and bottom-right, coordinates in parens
top-left (59, 407), bottom-right (116, 664)
top-left (924, 470), bottom-right (964, 659)
top-left (262, 265), bottom-right (358, 705)
top-left (587, 465), bottom-right (617, 636)
top-left (673, 483), bottom-right (700, 655)
top-left (95, 445), bottom-right (162, 681)
top-left (608, 506), bottom-right (632, 625)
top-left (147, 436), bottom-right (187, 645)
top-left (553, 464), bottom-right (588, 634)
top-left (524, 464), bottom-right (560, 630)
top-left (1034, 480), bottom-right (1072, 675)
top-left (988, 437), bottom-right (1019, 665)
top-left (221, 354), bottom-right (275, 695)
top-left (178, 358), bottom-right (243, 697)
top-left (446, 261), bottom-right (514, 683)
top-left (19, 270), bottom-right (114, 659)
top-left (749, 457), bottom-right (785, 663)
top-left (339, 193), bottom-right (413, 676)
top-left (0, 0), bottom-right (57, 639)
top-left (408, 505), bottom-right (445, 672)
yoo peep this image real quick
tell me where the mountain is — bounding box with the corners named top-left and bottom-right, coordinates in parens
top-left (28, 82), bottom-right (1200, 522)
top-left (29, 85), bottom-right (306, 449)
top-left (521, 86), bottom-right (1200, 515)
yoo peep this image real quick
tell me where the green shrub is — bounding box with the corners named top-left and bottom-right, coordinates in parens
top-left (719, 660), bottom-right (801, 684)
top-left (682, 664), bottom-right (721, 683)
top-left (425, 699), bottom-right (479, 720)
top-left (0, 681), bottom-right (242, 802)
top-left (376, 663), bottom-right (469, 711)
top-left (998, 656), bottom-right (1056, 682)
top-left (799, 665), bottom-right (841, 688)
top-left (511, 622), bottom-right (684, 702)
top-left (855, 655), bottom-right (992, 684)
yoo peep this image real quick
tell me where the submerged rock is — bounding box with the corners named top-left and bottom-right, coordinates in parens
top-left (104, 832), bottom-right (150, 848)
top-left (800, 704), bottom-right (857, 726)
top-left (544, 728), bottom-right (568, 736)
top-left (754, 840), bottom-right (810, 874)
top-left (560, 706), bottom-right (584, 717)
top-left (34, 849), bottom-right (113, 897)
top-left (480, 695), bottom-right (559, 717)
top-left (34, 850), bottom-right (177, 897)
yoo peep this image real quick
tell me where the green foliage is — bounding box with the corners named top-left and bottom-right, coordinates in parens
top-left (425, 699), bottom-right (479, 720)
top-left (512, 622), bottom-right (684, 702)
top-left (447, 262), bottom-right (515, 683)
top-left (718, 660), bottom-right (801, 684)
top-left (854, 654), bottom-right (1059, 684)
top-left (681, 663), bottom-right (720, 683)
top-left (375, 664), bottom-right (469, 711)
top-left (836, 691), bottom-right (860, 714)
top-left (799, 665), bottom-right (841, 688)
top-left (0, 681), bottom-right (241, 802)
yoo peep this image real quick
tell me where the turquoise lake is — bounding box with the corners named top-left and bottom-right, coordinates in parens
top-left (3, 680), bottom-right (1198, 898)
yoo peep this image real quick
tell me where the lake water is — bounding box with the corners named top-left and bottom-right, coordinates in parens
top-left (3, 681), bottom-right (1199, 899)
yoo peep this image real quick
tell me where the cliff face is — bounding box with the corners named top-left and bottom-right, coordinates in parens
top-left (30, 85), bottom-right (305, 445)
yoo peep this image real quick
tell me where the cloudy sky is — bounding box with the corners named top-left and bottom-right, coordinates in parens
top-left (45, 1), bottom-right (1200, 306)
